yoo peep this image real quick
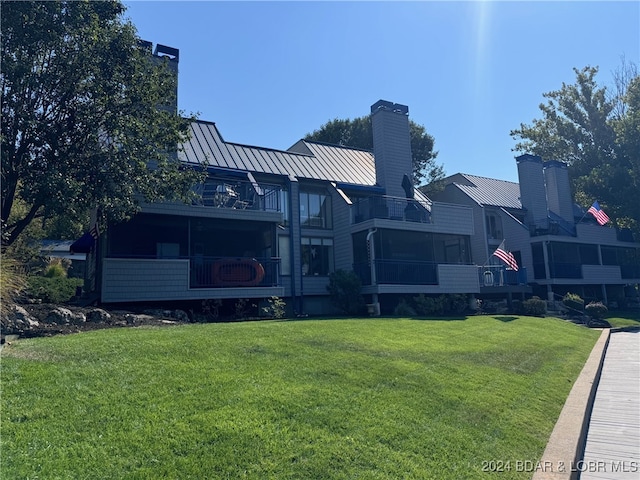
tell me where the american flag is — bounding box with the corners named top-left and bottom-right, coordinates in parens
top-left (587, 201), bottom-right (610, 226)
top-left (492, 240), bottom-right (519, 271)
top-left (89, 223), bottom-right (100, 240)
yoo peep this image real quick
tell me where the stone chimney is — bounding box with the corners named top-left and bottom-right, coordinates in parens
top-left (516, 154), bottom-right (548, 230)
top-left (370, 100), bottom-right (413, 198)
top-left (543, 160), bottom-right (573, 224)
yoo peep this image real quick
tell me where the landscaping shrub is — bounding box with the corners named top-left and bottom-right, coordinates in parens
top-left (585, 301), bottom-right (608, 320)
top-left (327, 269), bottom-right (365, 315)
top-left (413, 294), bottom-right (468, 316)
top-left (393, 298), bottom-right (416, 317)
top-left (446, 293), bottom-right (469, 315)
top-left (413, 294), bottom-right (444, 316)
top-left (510, 299), bottom-right (523, 315)
top-left (562, 292), bottom-right (584, 313)
top-left (522, 296), bottom-right (547, 316)
top-left (25, 276), bottom-right (83, 304)
top-left (0, 254), bottom-right (27, 309)
top-left (44, 261), bottom-right (67, 278)
top-left (262, 296), bottom-right (287, 319)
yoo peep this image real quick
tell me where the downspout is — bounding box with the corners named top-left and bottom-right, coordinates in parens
top-left (367, 228), bottom-right (379, 315)
top-left (285, 177), bottom-right (296, 313)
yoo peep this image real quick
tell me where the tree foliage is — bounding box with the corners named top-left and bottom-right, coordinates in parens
top-left (305, 116), bottom-right (443, 187)
top-left (1, 0), bottom-right (203, 247)
top-left (511, 65), bottom-right (640, 233)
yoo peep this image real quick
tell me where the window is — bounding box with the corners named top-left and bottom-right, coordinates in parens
top-left (278, 236), bottom-right (291, 275)
top-left (301, 237), bottom-right (334, 276)
top-left (300, 191), bottom-right (332, 228)
top-left (485, 212), bottom-right (503, 240)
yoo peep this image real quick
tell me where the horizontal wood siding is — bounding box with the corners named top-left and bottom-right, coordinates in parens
top-left (102, 258), bottom-right (283, 302)
top-left (576, 224), bottom-right (618, 244)
top-left (582, 265), bottom-right (623, 283)
top-left (437, 265), bottom-right (480, 293)
top-left (331, 188), bottom-right (353, 272)
top-left (430, 202), bottom-right (474, 235)
top-left (102, 258), bottom-right (189, 302)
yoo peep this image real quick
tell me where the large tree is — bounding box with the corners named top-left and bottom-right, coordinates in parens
top-left (510, 65), bottom-right (639, 232)
top-left (1, 0), bottom-right (202, 248)
top-left (305, 116), bottom-right (443, 187)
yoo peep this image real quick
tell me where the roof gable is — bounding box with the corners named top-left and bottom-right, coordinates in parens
top-left (446, 173), bottom-right (522, 209)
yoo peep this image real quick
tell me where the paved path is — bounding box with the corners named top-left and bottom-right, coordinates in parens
top-left (580, 330), bottom-right (640, 480)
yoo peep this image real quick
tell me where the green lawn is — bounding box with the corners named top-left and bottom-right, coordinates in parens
top-left (606, 310), bottom-right (640, 329)
top-left (1, 316), bottom-right (600, 479)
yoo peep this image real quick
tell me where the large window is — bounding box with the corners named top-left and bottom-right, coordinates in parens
top-left (300, 191), bottom-right (332, 229)
top-left (301, 237), bottom-right (334, 276)
top-left (485, 212), bottom-right (503, 240)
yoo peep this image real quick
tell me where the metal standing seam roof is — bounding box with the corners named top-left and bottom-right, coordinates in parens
top-left (450, 173), bottom-right (522, 209)
top-left (178, 120), bottom-right (379, 186)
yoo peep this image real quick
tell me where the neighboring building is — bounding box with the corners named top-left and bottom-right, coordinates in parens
top-left (431, 154), bottom-right (640, 306)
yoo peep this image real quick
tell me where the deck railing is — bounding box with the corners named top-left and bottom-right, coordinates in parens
top-left (190, 256), bottom-right (281, 288)
top-left (352, 196), bottom-right (430, 224)
top-left (478, 265), bottom-right (528, 286)
top-left (193, 180), bottom-right (283, 212)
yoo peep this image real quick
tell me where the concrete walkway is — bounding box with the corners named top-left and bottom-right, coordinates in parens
top-left (533, 328), bottom-right (640, 480)
top-left (580, 330), bottom-right (640, 479)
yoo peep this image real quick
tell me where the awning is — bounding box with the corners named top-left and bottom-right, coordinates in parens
top-left (70, 232), bottom-right (95, 254)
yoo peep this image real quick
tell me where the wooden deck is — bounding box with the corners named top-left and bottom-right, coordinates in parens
top-left (581, 331), bottom-right (640, 480)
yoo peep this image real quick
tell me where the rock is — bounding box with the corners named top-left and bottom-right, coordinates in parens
top-left (45, 307), bottom-right (73, 325)
top-left (87, 308), bottom-right (111, 324)
top-left (1, 305), bottom-right (40, 334)
top-left (69, 311), bottom-right (86, 325)
top-left (172, 309), bottom-right (190, 322)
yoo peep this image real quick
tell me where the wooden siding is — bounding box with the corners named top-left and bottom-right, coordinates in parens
top-left (429, 202), bottom-right (474, 235)
top-left (371, 106), bottom-right (413, 198)
top-left (437, 265), bottom-right (480, 293)
top-left (517, 156), bottom-right (548, 226)
top-left (331, 187), bottom-right (354, 272)
top-left (101, 258), bottom-right (283, 303)
top-left (582, 265), bottom-right (623, 284)
top-left (576, 224), bottom-right (619, 244)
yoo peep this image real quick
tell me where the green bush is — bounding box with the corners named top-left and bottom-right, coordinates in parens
top-left (327, 269), bottom-right (365, 315)
top-left (562, 293), bottom-right (584, 313)
top-left (522, 296), bottom-right (547, 316)
top-left (393, 298), bottom-right (416, 317)
top-left (25, 276), bottom-right (83, 303)
top-left (44, 262), bottom-right (67, 278)
top-left (585, 301), bottom-right (608, 320)
top-left (262, 296), bottom-right (287, 319)
top-left (511, 299), bottom-right (523, 315)
top-left (446, 294), bottom-right (469, 315)
top-left (413, 294), bottom-right (468, 316)
top-left (413, 294), bottom-right (444, 316)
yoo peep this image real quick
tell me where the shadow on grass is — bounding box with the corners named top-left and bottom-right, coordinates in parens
top-left (412, 316), bottom-right (469, 322)
top-left (493, 316), bottom-right (518, 323)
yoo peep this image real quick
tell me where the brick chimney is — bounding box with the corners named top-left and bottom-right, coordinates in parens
top-left (370, 100), bottom-right (413, 198)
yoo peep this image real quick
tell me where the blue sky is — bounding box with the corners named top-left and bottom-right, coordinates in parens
top-left (124, 1), bottom-right (639, 184)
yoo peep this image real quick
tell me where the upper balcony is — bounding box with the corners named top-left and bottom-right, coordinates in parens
top-left (352, 196), bottom-right (430, 224)
top-left (194, 178), bottom-right (283, 213)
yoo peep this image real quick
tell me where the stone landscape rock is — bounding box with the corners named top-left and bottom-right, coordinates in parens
top-left (87, 308), bottom-right (111, 324)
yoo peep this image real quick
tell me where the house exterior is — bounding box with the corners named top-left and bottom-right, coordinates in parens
top-left (91, 99), bottom-right (484, 314)
top-left (431, 154), bottom-right (640, 306)
top-left (84, 42), bottom-right (638, 314)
